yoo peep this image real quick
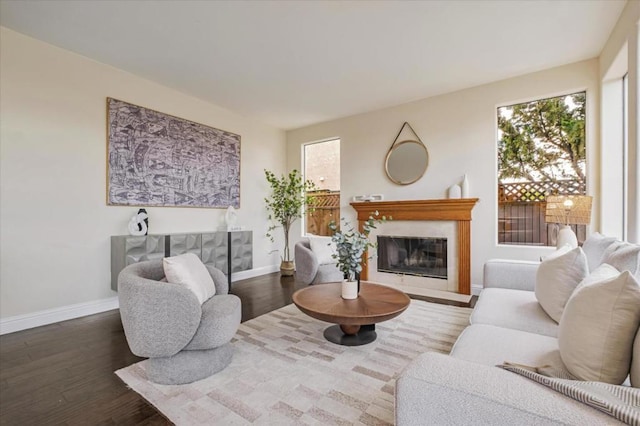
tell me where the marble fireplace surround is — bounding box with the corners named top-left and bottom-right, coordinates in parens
top-left (351, 199), bottom-right (479, 299)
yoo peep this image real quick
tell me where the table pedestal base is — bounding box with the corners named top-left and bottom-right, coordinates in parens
top-left (323, 324), bottom-right (376, 346)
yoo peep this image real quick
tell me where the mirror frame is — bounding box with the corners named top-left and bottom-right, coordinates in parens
top-left (384, 139), bottom-right (429, 185)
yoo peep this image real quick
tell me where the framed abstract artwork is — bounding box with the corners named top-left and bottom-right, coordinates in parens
top-left (107, 98), bottom-right (241, 208)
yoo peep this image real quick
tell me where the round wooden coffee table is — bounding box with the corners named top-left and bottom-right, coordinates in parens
top-left (292, 282), bottom-right (410, 346)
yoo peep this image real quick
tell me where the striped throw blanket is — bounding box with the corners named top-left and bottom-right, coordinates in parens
top-left (500, 363), bottom-right (640, 426)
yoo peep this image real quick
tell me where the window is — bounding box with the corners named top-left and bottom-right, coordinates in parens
top-left (601, 42), bottom-right (631, 241)
top-left (303, 139), bottom-right (340, 236)
top-left (497, 92), bottom-right (587, 246)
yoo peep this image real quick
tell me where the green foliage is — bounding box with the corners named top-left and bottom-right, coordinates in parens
top-left (498, 92), bottom-right (586, 183)
top-left (329, 212), bottom-right (389, 282)
top-left (264, 169), bottom-right (317, 262)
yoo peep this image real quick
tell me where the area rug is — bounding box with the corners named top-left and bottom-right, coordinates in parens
top-left (116, 300), bottom-right (472, 425)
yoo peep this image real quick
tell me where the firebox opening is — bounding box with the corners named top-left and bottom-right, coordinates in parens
top-left (377, 236), bottom-right (447, 279)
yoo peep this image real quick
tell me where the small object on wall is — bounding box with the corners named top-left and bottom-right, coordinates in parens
top-left (448, 184), bottom-right (461, 199)
top-left (128, 209), bottom-right (149, 236)
top-left (461, 174), bottom-right (469, 198)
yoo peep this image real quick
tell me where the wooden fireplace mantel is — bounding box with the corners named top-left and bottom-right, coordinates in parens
top-left (350, 198), bottom-right (479, 295)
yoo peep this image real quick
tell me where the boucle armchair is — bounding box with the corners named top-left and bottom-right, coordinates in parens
top-left (294, 238), bottom-right (343, 285)
top-left (118, 259), bottom-right (241, 384)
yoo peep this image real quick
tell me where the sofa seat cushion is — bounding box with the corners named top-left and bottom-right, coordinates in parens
top-left (397, 352), bottom-right (620, 426)
top-left (471, 288), bottom-right (558, 337)
top-left (451, 324), bottom-right (565, 372)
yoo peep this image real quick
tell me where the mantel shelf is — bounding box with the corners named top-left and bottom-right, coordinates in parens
top-left (350, 198), bottom-right (479, 222)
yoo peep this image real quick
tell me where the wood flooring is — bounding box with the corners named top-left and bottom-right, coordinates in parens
top-left (0, 273), bottom-right (475, 425)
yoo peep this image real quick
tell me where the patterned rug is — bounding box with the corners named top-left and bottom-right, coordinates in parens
top-left (116, 300), bottom-right (472, 425)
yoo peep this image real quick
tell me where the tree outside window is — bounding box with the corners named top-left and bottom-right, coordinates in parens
top-left (497, 92), bottom-right (587, 246)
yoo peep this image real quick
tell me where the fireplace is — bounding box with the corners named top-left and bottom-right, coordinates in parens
top-left (377, 236), bottom-right (447, 279)
top-left (351, 198), bottom-right (478, 297)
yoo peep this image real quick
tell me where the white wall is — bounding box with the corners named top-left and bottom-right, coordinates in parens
top-left (0, 27), bottom-right (286, 320)
top-left (287, 60), bottom-right (600, 290)
top-left (599, 1), bottom-right (640, 243)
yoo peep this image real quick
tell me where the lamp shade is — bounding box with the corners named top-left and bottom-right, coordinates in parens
top-left (545, 195), bottom-right (593, 225)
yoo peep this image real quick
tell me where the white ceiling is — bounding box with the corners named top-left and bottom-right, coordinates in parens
top-left (0, 0), bottom-right (626, 130)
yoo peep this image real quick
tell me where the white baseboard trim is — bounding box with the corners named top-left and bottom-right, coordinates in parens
top-left (471, 284), bottom-right (483, 296)
top-left (231, 264), bottom-right (280, 282)
top-left (0, 296), bottom-right (120, 335)
top-left (1, 265), bottom-right (283, 335)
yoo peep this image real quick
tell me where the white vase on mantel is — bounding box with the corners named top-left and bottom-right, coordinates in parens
top-left (448, 184), bottom-right (461, 199)
top-left (341, 280), bottom-right (358, 299)
top-left (461, 174), bottom-right (469, 198)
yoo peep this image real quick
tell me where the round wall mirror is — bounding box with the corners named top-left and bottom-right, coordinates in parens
top-left (385, 140), bottom-right (429, 185)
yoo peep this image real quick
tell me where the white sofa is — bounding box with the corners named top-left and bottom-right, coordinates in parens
top-left (396, 235), bottom-right (640, 425)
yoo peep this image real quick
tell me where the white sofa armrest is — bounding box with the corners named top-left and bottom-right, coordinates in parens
top-left (396, 353), bottom-right (620, 425)
top-left (483, 259), bottom-right (540, 291)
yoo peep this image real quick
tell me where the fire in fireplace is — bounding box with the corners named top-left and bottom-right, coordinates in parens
top-left (377, 236), bottom-right (447, 279)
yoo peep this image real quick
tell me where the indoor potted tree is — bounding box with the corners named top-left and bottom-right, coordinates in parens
top-left (329, 211), bottom-right (388, 299)
top-left (264, 169), bottom-right (316, 276)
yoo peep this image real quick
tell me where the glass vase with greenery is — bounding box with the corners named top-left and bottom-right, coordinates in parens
top-left (264, 169), bottom-right (316, 275)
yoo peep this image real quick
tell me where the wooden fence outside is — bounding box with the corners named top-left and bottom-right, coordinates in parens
top-left (498, 180), bottom-right (586, 246)
top-left (306, 190), bottom-right (340, 236)
top-left (303, 180), bottom-right (587, 245)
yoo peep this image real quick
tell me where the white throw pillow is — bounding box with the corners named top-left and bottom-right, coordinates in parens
top-left (163, 253), bottom-right (216, 304)
top-left (603, 241), bottom-right (640, 281)
top-left (535, 246), bottom-right (588, 323)
top-left (558, 264), bottom-right (640, 384)
top-left (308, 236), bottom-right (337, 265)
top-left (581, 232), bottom-right (617, 272)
